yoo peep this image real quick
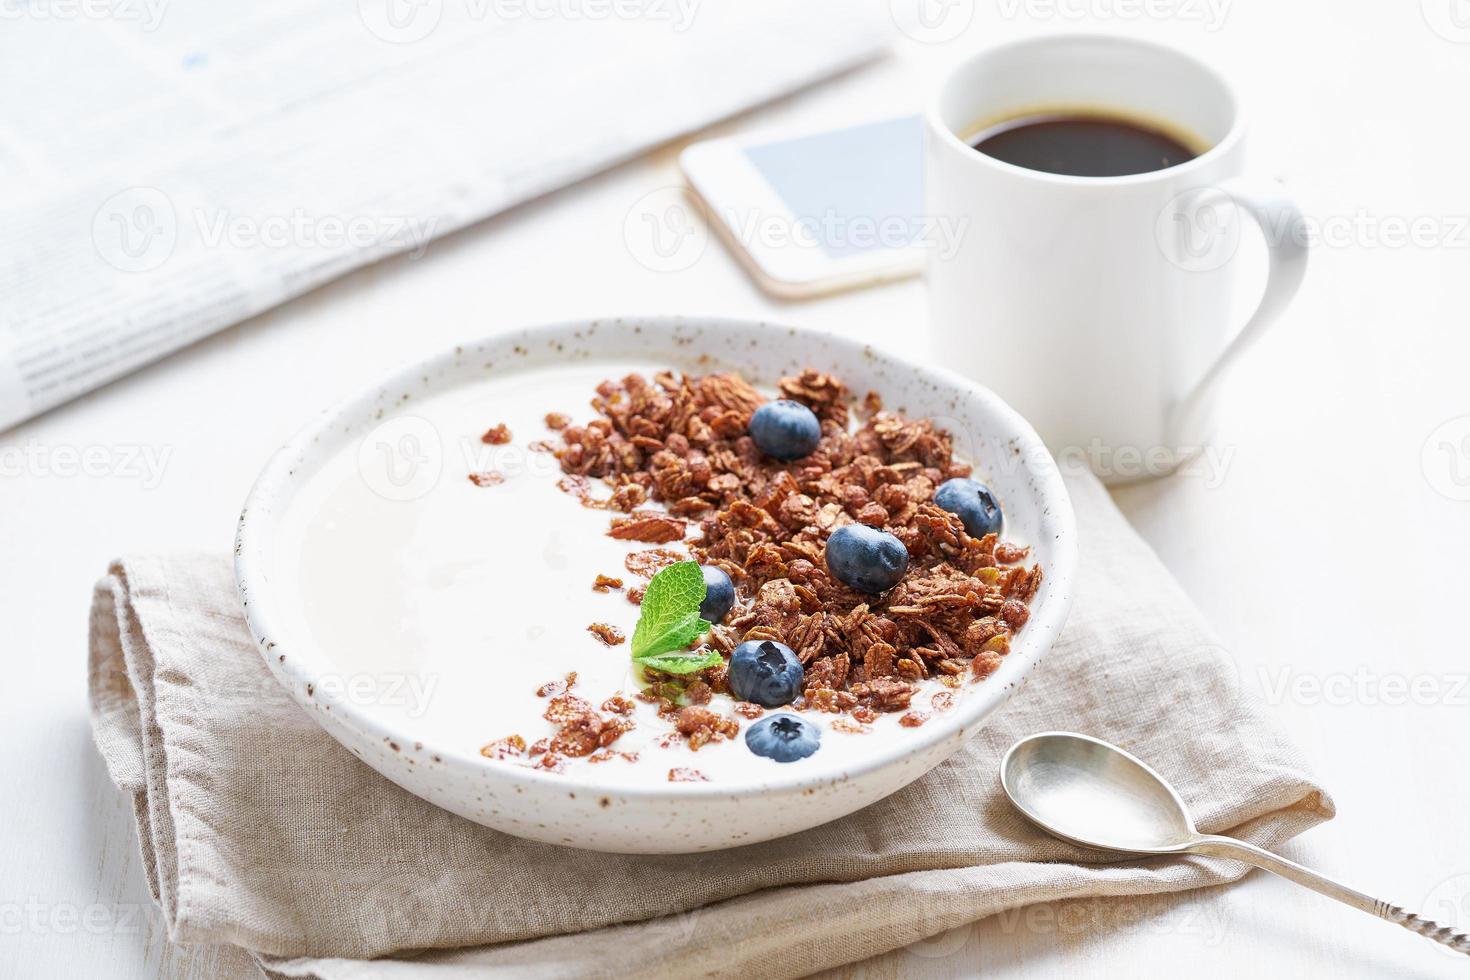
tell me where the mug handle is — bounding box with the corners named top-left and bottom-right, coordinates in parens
top-left (1168, 176), bottom-right (1309, 446)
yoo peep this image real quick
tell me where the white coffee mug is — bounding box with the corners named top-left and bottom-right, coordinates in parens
top-left (925, 34), bottom-right (1307, 482)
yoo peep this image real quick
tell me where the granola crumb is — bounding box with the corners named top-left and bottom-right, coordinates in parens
top-left (674, 706), bottom-right (740, 750)
top-left (608, 512), bottom-right (686, 543)
top-left (899, 711), bottom-right (930, 728)
top-left (468, 470), bottom-right (505, 487)
top-left (668, 767), bottom-right (709, 782)
top-left (479, 735), bottom-right (526, 759)
top-left (831, 717), bottom-right (870, 734)
top-left (480, 423), bottom-right (512, 445)
top-left (626, 585), bottom-right (646, 605)
top-left (534, 752), bottom-right (567, 773)
top-left (931, 690), bottom-right (955, 711)
top-left (732, 701), bottom-right (765, 720)
top-left (545, 412), bottom-right (571, 430)
top-left (587, 623), bottom-right (625, 646)
top-left (601, 695), bottom-right (635, 715)
top-left (592, 574), bottom-right (624, 593)
top-left (624, 548), bottom-right (687, 579)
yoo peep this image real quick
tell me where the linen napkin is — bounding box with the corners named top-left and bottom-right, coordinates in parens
top-left (88, 472), bottom-right (1333, 979)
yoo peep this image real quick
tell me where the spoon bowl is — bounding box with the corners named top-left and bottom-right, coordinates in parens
top-left (999, 731), bottom-right (1470, 957)
top-left (1001, 731), bottom-right (1197, 853)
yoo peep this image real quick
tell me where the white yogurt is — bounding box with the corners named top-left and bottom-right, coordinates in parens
top-left (271, 363), bottom-right (1002, 786)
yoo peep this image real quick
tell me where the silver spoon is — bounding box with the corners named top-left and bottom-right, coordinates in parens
top-left (1000, 731), bottom-right (1470, 956)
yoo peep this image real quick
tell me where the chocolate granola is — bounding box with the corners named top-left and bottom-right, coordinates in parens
top-left (552, 368), bottom-right (1041, 721)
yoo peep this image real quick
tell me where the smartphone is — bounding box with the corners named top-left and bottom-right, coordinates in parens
top-left (680, 116), bottom-right (926, 299)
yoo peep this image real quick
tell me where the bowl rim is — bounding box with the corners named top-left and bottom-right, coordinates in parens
top-left (234, 315), bottom-right (1077, 801)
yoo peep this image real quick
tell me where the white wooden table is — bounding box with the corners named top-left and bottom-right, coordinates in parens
top-left (5, 6), bottom-right (1470, 977)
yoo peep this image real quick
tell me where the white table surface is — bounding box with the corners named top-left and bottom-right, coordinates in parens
top-left (5, 5), bottom-right (1470, 978)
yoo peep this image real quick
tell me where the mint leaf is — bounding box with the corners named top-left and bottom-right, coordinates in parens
top-left (638, 645), bottom-right (723, 676)
top-left (631, 561), bottom-right (715, 671)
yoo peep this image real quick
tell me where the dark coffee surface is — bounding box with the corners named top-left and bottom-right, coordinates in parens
top-left (971, 112), bottom-right (1198, 177)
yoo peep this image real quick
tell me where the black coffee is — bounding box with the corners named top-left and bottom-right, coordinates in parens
top-left (970, 112), bottom-right (1198, 177)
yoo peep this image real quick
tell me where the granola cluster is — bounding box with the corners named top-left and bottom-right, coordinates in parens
top-left (481, 672), bottom-right (637, 773)
top-left (552, 368), bottom-right (1041, 725)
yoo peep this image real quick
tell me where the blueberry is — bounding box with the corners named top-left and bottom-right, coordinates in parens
top-left (699, 565), bottom-right (735, 624)
top-left (748, 400), bottom-right (821, 461)
top-left (824, 524), bottom-right (908, 594)
top-left (933, 477), bottom-right (1003, 538)
top-left (745, 713), bottom-right (820, 763)
top-left (728, 639), bottom-right (804, 707)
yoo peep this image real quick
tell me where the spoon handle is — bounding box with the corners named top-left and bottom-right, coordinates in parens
top-left (1190, 835), bottom-right (1470, 956)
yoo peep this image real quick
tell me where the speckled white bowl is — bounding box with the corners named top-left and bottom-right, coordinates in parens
top-left (235, 316), bottom-right (1076, 853)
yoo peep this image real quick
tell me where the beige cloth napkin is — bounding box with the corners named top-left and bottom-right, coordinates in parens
top-left (88, 472), bottom-right (1333, 980)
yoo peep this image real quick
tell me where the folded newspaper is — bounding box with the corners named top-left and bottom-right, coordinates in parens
top-left (0, 0), bottom-right (887, 431)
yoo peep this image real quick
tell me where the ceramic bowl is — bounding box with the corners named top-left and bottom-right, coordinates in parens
top-left (234, 316), bottom-right (1076, 852)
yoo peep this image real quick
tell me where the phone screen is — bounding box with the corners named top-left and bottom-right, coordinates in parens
top-left (740, 116), bottom-right (924, 260)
